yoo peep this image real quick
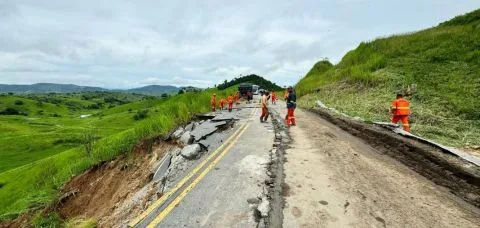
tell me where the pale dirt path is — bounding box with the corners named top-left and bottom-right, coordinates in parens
top-left (269, 105), bottom-right (480, 228)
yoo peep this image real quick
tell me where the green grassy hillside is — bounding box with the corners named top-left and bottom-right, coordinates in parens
top-left (296, 9), bottom-right (480, 147)
top-left (0, 88), bottom-right (234, 220)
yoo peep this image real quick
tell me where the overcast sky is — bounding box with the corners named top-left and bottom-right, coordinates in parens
top-left (0, 0), bottom-right (479, 88)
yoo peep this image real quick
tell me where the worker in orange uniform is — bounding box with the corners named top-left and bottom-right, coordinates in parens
top-left (219, 98), bottom-right (226, 110)
top-left (211, 93), bottom-right (216, 112)
top-left (271, 91), bottom-right (277, 105)
top-left (234, 91), bottom-right (240, 106)
top-left (227, 95), bottom-right (234, 112)
top-left (284, 88), bottom-right (289, 100)
top-left (391, 93), bottom-right (410, 131)
top-left (286, 86), bottom-right (296, 126)
top-left (260, 91), bottom-right (269, 122)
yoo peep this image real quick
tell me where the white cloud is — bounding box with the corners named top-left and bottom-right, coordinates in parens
top-left (0, 0), bottom-right (479, 88)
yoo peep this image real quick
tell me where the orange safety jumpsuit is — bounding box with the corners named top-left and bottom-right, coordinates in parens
top-left (227, 96), bottom-right (234, 111)
top-left (234, 92), bottom-right (239, 105)
top-left (391, 98), bottom-right (410, 131)
top-left (211, 95), bottom-right (216, 112)
top-left (271, 91), bottom-right (277, 104)
top-left (219, 99), bottom-right (226, 110)
top-left (260, 94), bottom-right (269, 122)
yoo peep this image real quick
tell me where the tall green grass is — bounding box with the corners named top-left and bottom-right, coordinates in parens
top-left (296, 9), bottom-right (480, 147)
top-left (0, 88), bottom-right (235, 220)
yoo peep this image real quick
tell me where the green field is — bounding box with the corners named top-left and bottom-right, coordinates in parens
top-left (295, 9), bottom-right (480, 148)
top-left (0, 88), bottom-right (235, 220)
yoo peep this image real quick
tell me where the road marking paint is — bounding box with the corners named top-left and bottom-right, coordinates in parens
top-left (147, 122), bottom-right (252, 227)
top-left (128, 108), bottom-right (256, 227)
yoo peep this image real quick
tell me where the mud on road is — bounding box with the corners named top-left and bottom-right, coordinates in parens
top-left (309, 108), bottom-right (480, 208)
top-left (275, 104), bottom-right (480, 228)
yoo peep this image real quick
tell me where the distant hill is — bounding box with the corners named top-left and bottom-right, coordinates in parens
top-left (126, 85), bottom-right (179, 95)
top-left (0, 83), bottom-right (179, 95)
top-left (217, 74), bottom-right (282, 91)
top-left (0, 83), bottom-right (107, 93)
top-left (295, 8), bottom-right (480, 147)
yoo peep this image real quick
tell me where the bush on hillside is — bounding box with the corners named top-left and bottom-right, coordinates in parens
top-left (14, 100), bottom-right (24, 105)
top-left (0, 107), bottom-right (27, 116)
top-left (133, 109), bottom-right (149, 121)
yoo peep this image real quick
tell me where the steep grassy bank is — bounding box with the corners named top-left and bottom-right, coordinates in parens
top-left (0, 88), bottom-right (234, 220)
top-left (296, 9), bottom-right (480, 147)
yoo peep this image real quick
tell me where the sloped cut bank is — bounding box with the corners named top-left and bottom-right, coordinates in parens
top-left (309, 107), bottom-right (480, 208)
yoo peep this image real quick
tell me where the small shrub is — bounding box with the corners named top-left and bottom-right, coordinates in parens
top-left (0, 182), bottom-right (4, 189)
top-left (82, 130), bottom-right (97, 156)
top-left (14, 100), bottom-right (24, 105)
top-left (32, 212), bottom-right (62, 228)
top-left (87, 103), bottom-right (101, 109)
top-left (52, 113), bottom-right (61, 117)
top-left (0, 107), bottom-right (27, 116)
top-left (133, 109), bottom-right (149, 121)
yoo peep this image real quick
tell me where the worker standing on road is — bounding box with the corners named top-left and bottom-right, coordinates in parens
top-left (219, 98), bottom-right (226, 110)
top-left (284, 88), bottom-right (289, 100)
top-left (228, 95), bottom-right (234, 112)
top-left (391, 93), bottom-right (411, 131)
top-left (234, 91), bottom-right (240, 106)
top-left (286, 86), bottom-right (296, 126)
top-left (211, 93), bottom-right (216, 112)
top-left (271, 91), bottom-right (277, 105)
top-left (260, 91), bottom-right (269, 122)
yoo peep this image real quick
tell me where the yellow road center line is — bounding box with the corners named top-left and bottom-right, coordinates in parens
top-left (128, 108), bottom-right (256, 227)
top-left (147, 122), bottom-right (251, 227)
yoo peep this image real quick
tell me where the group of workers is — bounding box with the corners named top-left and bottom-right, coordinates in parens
top-left (259, 86), bottom-right (296, 126)
top-left (211, 87), bottom-right (411, 132)
top-left (210, 91), bottom-right (239, 112)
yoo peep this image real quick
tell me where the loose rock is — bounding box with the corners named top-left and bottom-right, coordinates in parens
top-left (179, 131), bottom-right (192, 145)
top-left (181, 144), bottom-right (202, 159)
top-left (172, 127), bottom-right (185, 139)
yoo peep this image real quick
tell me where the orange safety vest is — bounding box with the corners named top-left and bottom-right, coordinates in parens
top-left (392, 98), bottom-right (410, 115)
top-left (272, 92), bottom-right (276, 99)
top-left (228, 96), bottom-right (234, 104)
top-left (220, 99), bottom-right (226, 106)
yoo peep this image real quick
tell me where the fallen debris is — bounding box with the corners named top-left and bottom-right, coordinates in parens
top-left (180, 144), bottom-right (202, 159)
top-left (152, 153), bottom-right (173, 182)
top-left (190, 121), bottom-right (228, 141)
top-left (171, 127), bottom-right (185, 139)
top-left (211, 112), bottom-right (238, 122)
top-left (179, 131), bottom-right (193, 145)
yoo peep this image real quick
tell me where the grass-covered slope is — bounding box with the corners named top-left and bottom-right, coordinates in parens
top-left (296, 9), bottom-right (480, 147)
top-left (0, 88), bottom-right (235, 220)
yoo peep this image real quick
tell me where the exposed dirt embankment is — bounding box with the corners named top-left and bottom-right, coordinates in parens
top-left (309, 108), bottom-right (480, 208)
top-left (56, 141), bottom-right (176, 227)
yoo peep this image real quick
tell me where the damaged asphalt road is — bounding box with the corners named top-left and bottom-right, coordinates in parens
top-left (129, 99), bottom-right (279, 228)
top-left (127, 97), bottom-right (480, 228)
